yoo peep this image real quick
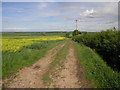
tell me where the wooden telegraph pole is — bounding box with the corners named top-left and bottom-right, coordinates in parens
top-left (75, 19), bottom-right (78, 30)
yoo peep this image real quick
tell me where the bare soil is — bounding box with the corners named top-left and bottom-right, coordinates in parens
top-left (3, 41), bottom-right (90, 88)
top-left (4, 42), bottom-right (65, 88)
top-left (49, 42), bottom-right (90, 88)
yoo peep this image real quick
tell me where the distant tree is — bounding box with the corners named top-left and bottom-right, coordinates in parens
top-left (79, 31), bottom-right (82, 34)
top-left (113, 27), bottom-right (116, 31)
top-left (65, 33), bottom-right (70, 38)
top-left (72, 30), bottom-right (81, 36)
top-left (82, 32), bottom-right (87, 34)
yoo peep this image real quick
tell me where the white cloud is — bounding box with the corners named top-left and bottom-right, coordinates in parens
top-left (99, 3), bottom-right (118, 17)
top-left (80, 9), bottom-right (97, 18)
top-left (80, 3), bottom-right (118, 19)
top-left (2, 0), bottom-right (120, 2)
top-left (3, 27), bottom-right (30, 32)
top-left (2, 2), bottom-right (118, 32)
top-left (39, 3), bottom-right (48, 8)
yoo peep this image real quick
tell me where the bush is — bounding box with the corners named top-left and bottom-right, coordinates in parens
top-left (72, 30), bottom-right (81, 36)
top-left (65, 33), bottom-right (70, 38)
top-left (72, 30), bottom-right (120, 71)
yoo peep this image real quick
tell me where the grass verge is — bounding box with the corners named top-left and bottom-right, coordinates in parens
top-left (2, 40), bottom-right (64, 79)
top-left (74, 42), bottom-right (120, 88)
top-left (42, 39), bottom-right (70, 86)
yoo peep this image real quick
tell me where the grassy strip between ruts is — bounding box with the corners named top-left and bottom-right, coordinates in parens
top-left (74, 42), bottom-right (120, 88)
top-left (2, 40), bottom-right (64, 79)
top-left (42, 39), bottom-right (70, 86)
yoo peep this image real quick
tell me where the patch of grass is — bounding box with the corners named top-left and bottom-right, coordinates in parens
top-left (74, 42), bottom-right (120, 88)
top-left (2, 40), bottom-right (64, 79)
top-left (0, 54), bottom-right (2, 80)
top-left (0, 85), bottom-right (2, 90)
top-left (42, 39), bottom-right (70, 86)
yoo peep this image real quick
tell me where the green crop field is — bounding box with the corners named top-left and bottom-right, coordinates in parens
top-left (1, 33), bottom-right (65, 79)
top-left (1, 30), bottom-right (120, 88)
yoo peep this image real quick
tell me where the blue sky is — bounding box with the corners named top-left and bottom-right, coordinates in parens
top-left (2, 2), bottom-right (118, 32)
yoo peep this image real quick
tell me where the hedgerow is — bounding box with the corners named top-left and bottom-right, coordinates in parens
top-left (72, 30), bottom-right (120, 71)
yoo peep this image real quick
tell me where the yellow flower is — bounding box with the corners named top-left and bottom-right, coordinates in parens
top-left (1, 36), bottom-right (65, 52)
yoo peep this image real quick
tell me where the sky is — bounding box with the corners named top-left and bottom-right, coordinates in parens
top-left (2, 2), bottom-right (118, 32)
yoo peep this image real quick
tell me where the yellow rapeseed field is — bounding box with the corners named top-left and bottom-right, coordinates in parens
top-left (1, 36), bottom-right (65, 52)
